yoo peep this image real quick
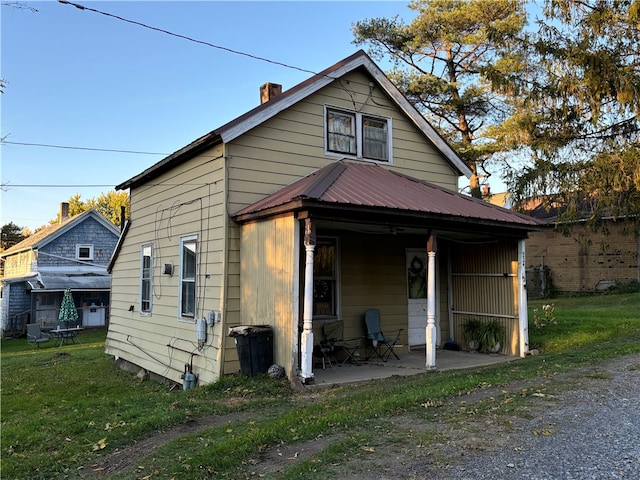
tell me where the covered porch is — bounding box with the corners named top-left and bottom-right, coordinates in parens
top-left (312, 347), bottom-right (518, 387)
top-left (233, 161), bottom-right (540, 384)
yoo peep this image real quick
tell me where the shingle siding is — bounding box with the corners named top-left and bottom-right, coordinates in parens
top-left (1, 211), bottom-right (120, 335)
top-left (38, 217), bottom-right (118, 268)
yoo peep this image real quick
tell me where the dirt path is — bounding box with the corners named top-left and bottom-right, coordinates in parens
top-left (79, 412), bottom-right (249, 478)
top-left (78, 355), bottom-right (640, 479)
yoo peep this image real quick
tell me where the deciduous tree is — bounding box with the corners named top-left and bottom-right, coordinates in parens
top-left (49, 191), bottom-right (129, 227)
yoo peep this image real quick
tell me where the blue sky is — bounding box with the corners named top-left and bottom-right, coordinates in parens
top-left (2, 1), bottom-right (414, 231)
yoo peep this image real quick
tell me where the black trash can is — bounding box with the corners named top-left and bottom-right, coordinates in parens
top-left (232, 326), bottom-right (273, 377)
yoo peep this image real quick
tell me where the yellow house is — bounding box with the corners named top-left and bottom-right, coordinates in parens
top-left (106, 51), bottom-right (540, 387)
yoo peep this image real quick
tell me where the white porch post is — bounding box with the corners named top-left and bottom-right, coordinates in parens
top-left (426, 234), bottom-right (437, 369)
top-left (300, 219), bottom-right (315, 383)
top-left (518, 238), bottom-right (529, 357)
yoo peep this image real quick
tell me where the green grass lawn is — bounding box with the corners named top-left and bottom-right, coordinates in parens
top-left (2, 292), bottom-right (639, 479)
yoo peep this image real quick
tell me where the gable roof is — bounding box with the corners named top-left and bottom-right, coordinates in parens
top-left (1, 209), bottom-right (120, 257)
top-left (232, 161), bottom-right (540, 232)
top-left (116, 50), bottom-right (471, 191)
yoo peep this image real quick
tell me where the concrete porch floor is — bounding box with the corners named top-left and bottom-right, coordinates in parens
top-left (311, 347), bottom-right (518, 388)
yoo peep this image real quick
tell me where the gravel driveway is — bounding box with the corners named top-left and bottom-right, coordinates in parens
top-left (417, 355), bottom-right (640, 480)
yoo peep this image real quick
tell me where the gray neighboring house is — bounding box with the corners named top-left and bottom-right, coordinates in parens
top-left (0, 204), bottom-right (120, 337)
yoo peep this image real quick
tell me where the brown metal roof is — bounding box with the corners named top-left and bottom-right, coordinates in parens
top-left (232, 161), bottom-right (540, 230)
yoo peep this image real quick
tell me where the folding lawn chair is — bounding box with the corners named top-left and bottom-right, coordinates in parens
top-left (364, 308), bottom-right (402, 362)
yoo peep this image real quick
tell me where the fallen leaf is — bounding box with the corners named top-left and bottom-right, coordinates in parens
top-left (92, 438), bottom-right (107, 451)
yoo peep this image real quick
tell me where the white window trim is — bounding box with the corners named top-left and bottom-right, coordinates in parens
top-left (178, 235), bottom-right (198, 322)
top-left (324, 105), bottom-right (393, 164)
top-left (140, 243), bottom-right (153, 315)
top-left (76, 244), bottom-right (94, 261)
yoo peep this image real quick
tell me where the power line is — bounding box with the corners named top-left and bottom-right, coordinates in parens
top-left (2, 182), bottom-right (220, 188)
top-left (1, 140), bottom-right (168, 155)
top-left (2, 183), bottom-right (116, 188)
top-left (57, 0), bottom-right (325, 78)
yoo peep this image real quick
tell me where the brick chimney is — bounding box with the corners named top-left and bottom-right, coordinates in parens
top-left (260, 82), bottom-right (282, 104)
top-left (60, 202), bottom-right (70, 223)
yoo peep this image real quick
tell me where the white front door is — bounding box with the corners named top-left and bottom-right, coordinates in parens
top-left (407, 250), bottom-right (428, 347)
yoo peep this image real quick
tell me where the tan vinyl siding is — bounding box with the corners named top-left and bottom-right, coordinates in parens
top-left (226, 70), bottom-right (459, 215)
top-left (108, 66), bottom-right (466, 385)
top-left (449, 241), bottom-right (520, 355)
top-left (335, 232), bottom-right (450, 351)
top-left (222, 223), bottom-right (242, 374)
top-left (106, 145), bottom-right (227, 385)
top-left (339, 233), bottom-right (407, 345)
top-left (303, 232), bottom-right (451, 359)
top-left (239, 215), bottom-right (297, 376)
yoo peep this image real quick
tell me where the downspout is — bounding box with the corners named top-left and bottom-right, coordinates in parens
top-left (426, 233), bottom-right (437, 369)
top-left (517, 239), bottom-right (529, 357)
top-left (299, 218), bottom-right (315, 383)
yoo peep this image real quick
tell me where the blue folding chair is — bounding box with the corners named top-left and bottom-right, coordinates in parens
top-left (364, 308), bottom-right (402, 362)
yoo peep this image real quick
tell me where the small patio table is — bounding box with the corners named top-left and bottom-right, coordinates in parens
top-left (49, 326), bottom-right (84, 347)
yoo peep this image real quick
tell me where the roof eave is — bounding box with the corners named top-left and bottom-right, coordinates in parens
top-left (233, 198), bottom-right (541, 235)
top-left (218, 51), bottom-right (471, 178)
top-left (116, 131), bottom-right (223, 190)
top-left (1, 210), bottom-right (119, 257)
top-left (116, 50), bottom-right (471, 191)
top-left (107, 219), bottom-right (131, 273)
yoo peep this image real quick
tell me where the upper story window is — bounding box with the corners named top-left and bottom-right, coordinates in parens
top-left (179, 236), bottom-right (197, 320)
top-left (76, 244), bottom-right (94, 261)
top-left (326, 107), bottom-right (391, 163)
top-left (140, 244), bottom-right (153, 314)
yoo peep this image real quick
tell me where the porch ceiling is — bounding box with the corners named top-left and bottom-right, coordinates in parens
top-left (232, 161), bottom-right (541, 237)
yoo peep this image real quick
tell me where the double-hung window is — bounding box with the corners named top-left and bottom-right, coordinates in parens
top-left (326, 107), bottom-right (391, 162)
top-left (363, 116), bottom-right (389, 161)
top-left (313, 238), bottom-right (339, 319)
top-left (327, 110), bottom-right (356, 155)
top-left (179, 236), bottom-right (197, 319)
top-left (140, 244), bottom-right (153, 313)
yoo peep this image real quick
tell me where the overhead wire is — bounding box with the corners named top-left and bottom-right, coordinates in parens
top-left (1, 140), bottom-right (168, 156)
top-left (58, 0), bottom-right (326, 78)
top-left (3, 2), bottom-right (380, 161)
top-left (0, 140), bottom-right (226, 161)
top-left (3, 1), bottom-right (385, 192)
top-left (56, 0), bottom-right (368, 112)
